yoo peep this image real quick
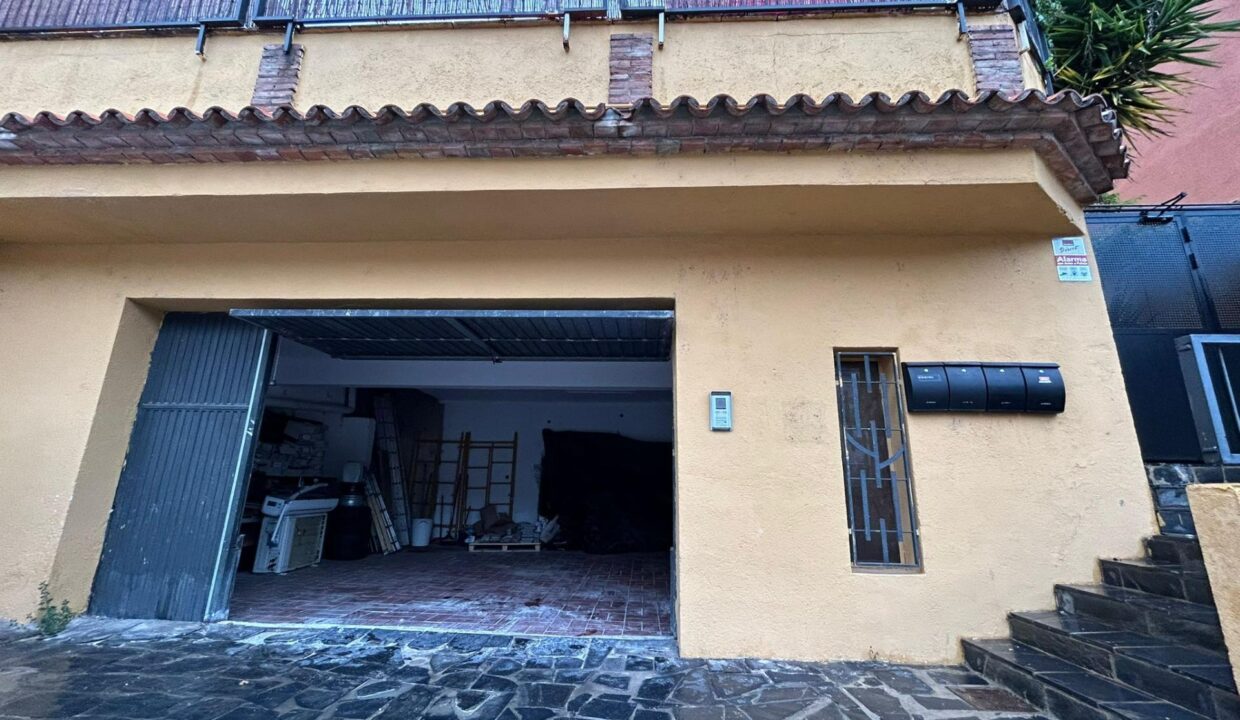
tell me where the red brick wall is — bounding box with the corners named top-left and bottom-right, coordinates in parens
top-left (251, 44), bottom-right (304, 110)
top-left (968, 25), bottom-right (1023, 94)
top-left (609, 34), bottom-right (654, 105)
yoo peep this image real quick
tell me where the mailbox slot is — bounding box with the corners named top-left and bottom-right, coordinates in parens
top-left (904, 361), bottom-right (1063, 413)
top-left (945, 364), bottom-right (986, 411)
top-left (983, 365), bottom-right (1027, 412)
top-left (903, 364), bottom-right (948, 411)
top-left (1022, 364), bottom-right (1065, 413)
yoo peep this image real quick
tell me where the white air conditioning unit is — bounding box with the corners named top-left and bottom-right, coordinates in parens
top-left (253, 497), bottom-right (337, 574)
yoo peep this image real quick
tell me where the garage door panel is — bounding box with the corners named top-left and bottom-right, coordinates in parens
top-left (90, 313), bottom-right (270, 622)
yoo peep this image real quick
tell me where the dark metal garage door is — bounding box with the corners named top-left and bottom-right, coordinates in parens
top-left (90, 313), bottom-right (271, 621)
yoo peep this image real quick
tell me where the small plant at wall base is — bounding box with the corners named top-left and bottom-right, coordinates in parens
top-left (28, 582), bottom-right (75, 636)
top-left (1038, 0), bottom-right (1240, 137)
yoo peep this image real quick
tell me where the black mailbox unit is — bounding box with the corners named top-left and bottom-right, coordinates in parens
top-left (1022, 364), bottom-right (1066, 413)
top-left (983, 365), bottom-right (1027, 412)
top-left (945, 364), bottom-right (986, 411)
top-left (903, 361), bottom-right (1064, 413)
top-left (903, 364), bottom-right (949, 411)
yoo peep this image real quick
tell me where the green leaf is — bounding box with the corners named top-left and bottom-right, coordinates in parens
top-left (1040, 0), bottom-right (1240, 137)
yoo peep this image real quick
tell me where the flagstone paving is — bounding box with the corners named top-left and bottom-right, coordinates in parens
top-left (0, 619), bottom-right (1051, 720)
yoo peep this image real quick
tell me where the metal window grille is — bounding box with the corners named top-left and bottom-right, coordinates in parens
top-left (835, 351), bottom-right (922, 569)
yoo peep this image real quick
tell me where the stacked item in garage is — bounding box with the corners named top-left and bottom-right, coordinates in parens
top-left (253, 416), bottom-right (327, 477)
top-left (539, 430), bottom-right (673, 554)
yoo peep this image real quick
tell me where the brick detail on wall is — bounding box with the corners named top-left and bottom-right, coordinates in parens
top-left (609, 34), bottom-right (654, 106)
top-left (251, 44), bottom-right (305, 110)
top-left (967, 25), bottom-right (1024, 94)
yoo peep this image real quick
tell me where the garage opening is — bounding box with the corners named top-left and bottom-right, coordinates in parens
top-left (89, 309), bottom-right (676, 639)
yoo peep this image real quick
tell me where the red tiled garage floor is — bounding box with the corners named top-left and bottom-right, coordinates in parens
top-left (228, 549), bottom-right (672, 637)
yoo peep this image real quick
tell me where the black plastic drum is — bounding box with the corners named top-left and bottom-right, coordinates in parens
top-left (325, 498), bottom-right (371, 561)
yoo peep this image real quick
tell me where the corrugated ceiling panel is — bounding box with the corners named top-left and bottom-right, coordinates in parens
top-left (231, 309), bottom-right (673, 360)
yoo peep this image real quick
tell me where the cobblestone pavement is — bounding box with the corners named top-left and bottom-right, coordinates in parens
top-left (0, 619), bottom-right (1050, 720)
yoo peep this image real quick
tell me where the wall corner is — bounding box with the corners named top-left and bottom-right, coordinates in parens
top-left (1187, 483), bottom-right (1240, 689)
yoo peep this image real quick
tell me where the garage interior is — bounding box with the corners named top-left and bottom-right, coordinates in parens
top-left (223, 310), bottom-right (675, 638)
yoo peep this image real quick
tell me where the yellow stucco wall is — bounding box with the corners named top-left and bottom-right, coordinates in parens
top-left (0, 33), bottom-right (271, 118)
top-left (295, 24), bottom-right (613, 109)
top-left (0, 13), bottom-right (998, 116)
top-left (1188, 484), bottom-right (1240, 686)
top-left (650, 15), bottom-right (972, 101)
top-left (0, 226), bottom-right (1153, 662)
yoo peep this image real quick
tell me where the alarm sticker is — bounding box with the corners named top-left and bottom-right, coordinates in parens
top-left (1052, 237), bottom-right (1093, 282)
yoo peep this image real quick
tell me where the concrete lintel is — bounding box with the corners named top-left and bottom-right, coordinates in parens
top-left (0, 150), bottom-right (1084, 243)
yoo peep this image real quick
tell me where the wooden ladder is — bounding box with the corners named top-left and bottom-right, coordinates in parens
top-left (363, 469), bottom-right (401, 553)
top-left (372, 394), bottom-right (410, 546)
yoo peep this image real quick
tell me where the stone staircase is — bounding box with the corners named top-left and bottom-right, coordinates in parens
top-left (963, 534), bottom-right (1238, 720)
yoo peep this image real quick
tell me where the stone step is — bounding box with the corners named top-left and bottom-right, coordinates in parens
top-left (963, 638), bottom-right (1211, 720)
top-left (1055, 584), bottom-right (1226, 653)
top-left (1008, 611), bottom-right (1239, 719)
top-left (1101, 558), bottom-right (1215, 606)
top-left (1150, 485), bottom-right (1195, 536)
top-left (1145, 535), bottom-right (1205, 570)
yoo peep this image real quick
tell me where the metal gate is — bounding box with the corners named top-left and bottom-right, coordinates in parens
top-left (1089, 205), bottom-right (1240, 463)
top-left (89, 313), bottom-right (270, 621)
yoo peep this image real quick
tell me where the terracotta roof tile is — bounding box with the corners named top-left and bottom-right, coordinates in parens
top-left (0, 90), bottom-right (1127, 202)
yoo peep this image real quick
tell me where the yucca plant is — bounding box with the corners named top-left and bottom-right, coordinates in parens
top-left (1039, 0), bottom-right (1240, 137)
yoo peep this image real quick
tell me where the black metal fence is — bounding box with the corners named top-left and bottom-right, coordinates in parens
top-left (1088, 205), bottom-right (1240, 463)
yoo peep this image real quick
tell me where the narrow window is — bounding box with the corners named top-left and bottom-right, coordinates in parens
top-left (834, 351), bottom-right (921, 569)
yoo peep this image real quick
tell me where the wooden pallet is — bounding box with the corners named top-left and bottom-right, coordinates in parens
top-left (468, 541), bottom-right (541, 552)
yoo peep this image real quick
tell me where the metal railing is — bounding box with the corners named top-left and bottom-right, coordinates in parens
top-left (251, 0), bottom-right (596, 26)
top-left (1007, 0), bottom-right (1054, 91)
top-left (0, 0), bottom-right (247, 33)
top-left (1, 0), bottom-right (976, 34)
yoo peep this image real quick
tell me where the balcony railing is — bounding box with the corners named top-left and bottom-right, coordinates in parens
top-left (253, 0), bottom-right (598, 23)
top-left (1, 0), bottom-right (1051, 88)
top-left (0, 0), bottom-right (244, 32)
top-left (1, 0), bottom-right (987, 33)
